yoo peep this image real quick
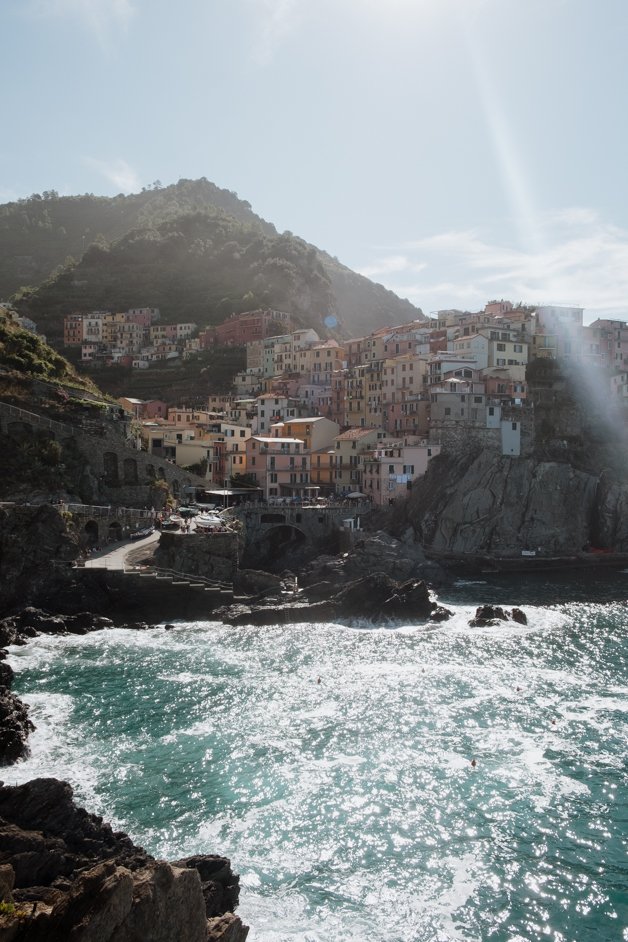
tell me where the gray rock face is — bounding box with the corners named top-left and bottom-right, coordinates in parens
top-left (153, 532), bottom-right (238, 583)
top-left (407, 450), bottom-right (628, 557)
top-left (0, 505), bottom-right (79, 614)
top-left (0, 779), bottom-right (249, 942)
top-left (301, 531), bottom-right (447, 587)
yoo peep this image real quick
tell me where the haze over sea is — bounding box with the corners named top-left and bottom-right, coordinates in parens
top-left (7, 575), bottom-right (628, 942)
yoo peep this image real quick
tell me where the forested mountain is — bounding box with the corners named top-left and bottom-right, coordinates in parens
top-left (1, 179), bottom-right (422, 339)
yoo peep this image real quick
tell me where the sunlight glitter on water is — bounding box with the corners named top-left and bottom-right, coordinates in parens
top-left (7, 598), bottom-right (628, 941)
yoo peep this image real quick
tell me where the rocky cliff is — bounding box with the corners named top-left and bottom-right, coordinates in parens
top-left (402, 448), bottom-right (628, 556)
top-left (0, 778), bottom-right (248, 941)
top-left (397, 362), bottom-right (628, 559)
top-left (0, 505), bottom-right (80, 615)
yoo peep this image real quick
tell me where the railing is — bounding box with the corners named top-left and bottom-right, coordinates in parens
top-left (131, 565), bottom-right (232, 591)
top-left (0, 400), bottom-right (112, 439)
top-left (62, 502), bottom-right (154, 519)
top-left (0, 400), bottom-right (83, 438)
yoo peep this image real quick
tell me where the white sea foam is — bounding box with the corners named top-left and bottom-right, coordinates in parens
top-left (5, 595), bottom-right (626, 942)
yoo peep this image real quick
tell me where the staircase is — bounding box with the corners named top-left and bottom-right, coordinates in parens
top-left (127, 565), bottom-right (234, 601)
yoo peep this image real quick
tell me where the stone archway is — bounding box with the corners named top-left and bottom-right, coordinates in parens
top-left (243, 523), bottom-right (307, 570)
top-left (261, 513), bottom-right (286, 524)
top-left (84, 520), bottom-right (99, 546)
top-left (123, 457), bottom-right (138, 485)
top-left (103, 452), bottom-right (119, 486)
top-left (108, 521), bottom-right (122, 542)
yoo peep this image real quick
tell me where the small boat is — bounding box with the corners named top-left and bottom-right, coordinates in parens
top-left (160, 516), bottom-right (182, 531)
top-left (195, 513), bottom-right (227, 532)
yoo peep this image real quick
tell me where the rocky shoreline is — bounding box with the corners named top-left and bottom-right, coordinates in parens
top-left (0, 777), bottom-right (248, 941)
top-left (0, 607), bottom-right (252, 941)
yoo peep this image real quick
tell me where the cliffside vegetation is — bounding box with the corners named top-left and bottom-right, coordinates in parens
top-left (80, 344), bottom-right (246, 401)
top-left (3, 179), bottom-right (422, 339)
top-left (0, 313), bottom-right (104, 410)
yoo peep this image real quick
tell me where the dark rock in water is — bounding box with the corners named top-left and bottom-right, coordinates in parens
top-left (0, 608), bottom-right (114, 646)
top-left (17, 608), bottom-right (68, 634)
top-left (175, 854), bottom-right (241, 916)
top-left (0, 660), bottom-right (14, 688)
top-left (469, 605), bottom-right (528, 627)
top-left (65, 612), bottom-right (113, 632)
top-left (0, 779), bottom-right (249, 941)
top-left (431, 606), bottom-right (454, 622)
top-left (331, 573), bottom-right (444, 621)
top-left (220, 573), bottom-right (451, 625)
top-left (0, 690), bottom-right (34, 764)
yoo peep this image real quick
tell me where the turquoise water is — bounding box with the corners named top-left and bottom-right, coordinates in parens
top-left (7, 578), bottom-right (628, 941)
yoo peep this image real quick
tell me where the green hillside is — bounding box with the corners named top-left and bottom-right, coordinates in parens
top-left (0, 178), bottom-right (274, 299)
top-left (15, 211), bottom-right (335, 342)
top-left (0, 311), bottom-right (102, 403)
top-left (2, 179), bottom-right (422, 338)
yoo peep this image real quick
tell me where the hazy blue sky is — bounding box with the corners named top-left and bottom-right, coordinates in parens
top-left (3, 0), bottom-right (628, 320)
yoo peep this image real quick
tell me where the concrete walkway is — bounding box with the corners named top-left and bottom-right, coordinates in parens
top-left (82, 531), bottom-right (160, 571)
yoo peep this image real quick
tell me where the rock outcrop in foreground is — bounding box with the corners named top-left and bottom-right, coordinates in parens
top-left (0, 778), bottom-right (249, 941)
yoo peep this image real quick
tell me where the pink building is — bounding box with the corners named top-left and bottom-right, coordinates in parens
top-left (246, 436), bottom-right (310, 500)
top-left (118, 398), bottom-right (167, 419)
top-left (385, 398), bottom-right (430, 436)
top-left (362, 439), bottom-right (440, 507)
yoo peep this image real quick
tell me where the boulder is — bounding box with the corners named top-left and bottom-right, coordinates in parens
top-left (0, 691), bottom-right (34, 765)
top-left (469, 605), bottom-right (528, 627)
top-left (219, 575), bottom-right (451, 625)
top-left (0, 780), bottom-right (249, 941)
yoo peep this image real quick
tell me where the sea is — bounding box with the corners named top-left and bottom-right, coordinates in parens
top-left (5, 572), bottom-right (628, 942)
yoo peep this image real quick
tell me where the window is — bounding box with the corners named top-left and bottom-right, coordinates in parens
top-left (512, 422), bottom-right (518, 431)
top-left (444, 407), bottom-right (451, 416)
top-left (270, 472), bottom-right (277, 483)
top-left (474, 396), bottom-right (483, 403)
top-left (388, 464), bottom-right (395, 473)
top-left (496, 343), bottom-right (506, 351)
top-left (488, 407), bottom-right (495, 415)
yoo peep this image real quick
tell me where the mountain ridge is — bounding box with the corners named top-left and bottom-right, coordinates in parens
top-left (1, 179), bottom-right (422, 339)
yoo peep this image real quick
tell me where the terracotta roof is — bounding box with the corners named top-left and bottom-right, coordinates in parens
top-left (335, 427), bottom-right (381, 441)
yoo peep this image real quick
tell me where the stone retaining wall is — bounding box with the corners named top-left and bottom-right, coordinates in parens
top-left (0, 400), bottom-right (206, 507)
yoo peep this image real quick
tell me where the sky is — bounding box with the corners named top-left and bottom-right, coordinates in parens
top-left (3, 0), bottom-right (628, 322)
